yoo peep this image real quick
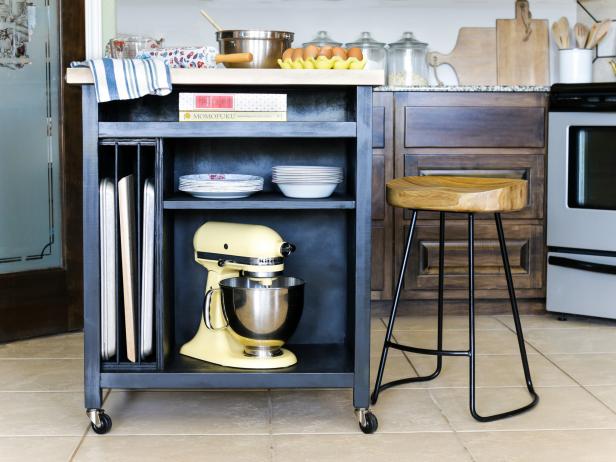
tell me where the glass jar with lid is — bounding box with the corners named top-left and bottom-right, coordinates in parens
top-left (344, 32), bottom-right (387, 70)
top-left (302, 30), bottom-right (342, 48)
top-left (387, 32), bottom-right (429, 86)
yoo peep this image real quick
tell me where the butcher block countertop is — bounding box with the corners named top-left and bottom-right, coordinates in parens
top-left (65, 68), bottom-right (385, 86)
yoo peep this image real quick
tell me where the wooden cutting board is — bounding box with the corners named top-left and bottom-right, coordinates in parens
top-left (496, 0), bottom-right (549, 85)
top-left (427, 28), bottom-right (497, 86)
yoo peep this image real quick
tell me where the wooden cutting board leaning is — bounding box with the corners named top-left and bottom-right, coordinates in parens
top-left (427, 0), bottom-right (549, 86)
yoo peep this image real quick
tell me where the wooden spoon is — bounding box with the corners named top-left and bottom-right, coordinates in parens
top-left (200, 9), bottom-right (223, 32)
top-left (558, 17), bottom-right (571, 49)
top-left (586, 20), bottom-right (612, 49)
top-left (552, 21), bottom-right (564, 49)
top-left (574, 23), bottom-right (590, 49)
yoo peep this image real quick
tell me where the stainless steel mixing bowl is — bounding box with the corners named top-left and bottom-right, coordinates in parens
top-left (219, 276), bottom-right (304, 357)
top-left (215, 30), bottom-right (294, 68)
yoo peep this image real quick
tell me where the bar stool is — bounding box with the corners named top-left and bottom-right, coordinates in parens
top-left (372, 176), bottom-right (539, 422)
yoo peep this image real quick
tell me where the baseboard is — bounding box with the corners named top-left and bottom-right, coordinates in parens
top-left (371, 299), bottom-right (547, 317)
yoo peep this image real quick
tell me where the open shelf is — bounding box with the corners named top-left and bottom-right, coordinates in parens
top-left (163, 192), bottom-right (356, 210)
top-left (99, 122), bottom-right (357, 138)
top-left (100, 344), bottom-right (354, 389)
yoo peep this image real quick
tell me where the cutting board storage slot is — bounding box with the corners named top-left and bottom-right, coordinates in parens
top-left (98, 140), bottom-right (159, 370)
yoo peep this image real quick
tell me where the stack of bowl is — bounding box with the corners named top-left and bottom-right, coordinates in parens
top-left (272, 166), bottom-right (343, 199)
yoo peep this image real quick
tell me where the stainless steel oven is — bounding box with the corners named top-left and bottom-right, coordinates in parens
top-left (547, 84), bottom-right (616, 319)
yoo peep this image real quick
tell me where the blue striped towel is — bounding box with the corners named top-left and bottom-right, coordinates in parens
top-left (71, 58), bottom-right (172, 103)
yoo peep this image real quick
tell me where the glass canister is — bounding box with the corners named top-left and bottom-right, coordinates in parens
top-left (387, 32), bottom-right (429, 86)
top-left (302, 30), bottom-right (342, 48)
top-left (344, 32), bottom-right (387, 70)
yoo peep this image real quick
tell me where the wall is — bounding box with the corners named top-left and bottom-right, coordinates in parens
top-left (578, 0), bottom-right (616, 82)
top-left (113, 0), bottom-right (577, 85)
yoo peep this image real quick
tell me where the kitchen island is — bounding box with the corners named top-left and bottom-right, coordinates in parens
top-left (71, 69), bottom-right (384, 434)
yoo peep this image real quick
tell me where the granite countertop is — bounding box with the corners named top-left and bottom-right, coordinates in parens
top-left (375, 85), bottom-right (551, 92)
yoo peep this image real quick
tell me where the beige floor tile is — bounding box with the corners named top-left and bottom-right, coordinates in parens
top-left (392, 315), bottom-right (506, 331)
top-left (394, 330), bottom-right (538, 356)
top-left (524, 328), bottom-right (616, 354)
top-left (370, 354), bottom-right (418, 387)
top-left (273, 433), bottom-right (472, 462)
top-left (271, 388), bottom-right (450, 434)
top-left (410, 354), bottom-right (575, 388)
top-left (99, 391), bottom-right (270, 435)
top-left (0, 436), bottom-right (80, 462)
top-left (430, 386), bottom-right (616, 431)
top-left (370, 389), bottom-right (452, 432)
top-left (74, 435), bottom-right (271, 462)
top-left (371, 317), bottom-right (385, 331)
top-left (549, 354), bottom-right (616, 386)
top-left (0, 332), bottom-right (83, 359)
top-left (496, 314), bottom-right (616, 330)
top-left (459, 430), bottom-right (616, 462)
top-left (0, 392), bottom-right (87, 436)
top-left (587, 386), bottom-right (616, 413)
top-left (0, 359), bottom-right (82, 392)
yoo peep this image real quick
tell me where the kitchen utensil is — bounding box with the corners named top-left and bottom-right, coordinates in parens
top-left (557, 17), bottom-right (571, 49)
top-left (106, 35), bottom-right (164, 59)
top-left (497, 0), bottom-right (550, 86)
top-left (219, 276), bottom-right (304, 358)
top-left (427, 28), bottom-right (497, 86)
top-left (216, 30), bottom-right (294, 68)
top-left (552, 22), bottom-right (564, 49)
top-left (200, 9), bottom-right (223, 32)
top-left (303, 30), bottom-right (342, 48)
top-left (574, 23), bottom-right (590, 49)
top-left (387, 32), bottom-right (429, 86)
top-left (180, 222), bottom-right (301, 368)
top-left (139, 46), bottom-right (252, 68)
top-left (586, 20), bottom-right (612, 49)
top-left (345, 32), bottom-right (387, 70)
top-left (559, 48), bottom-right (593, 83)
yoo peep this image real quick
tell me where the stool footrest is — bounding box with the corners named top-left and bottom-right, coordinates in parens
top-left (387, 341), bottom-right (470, 357)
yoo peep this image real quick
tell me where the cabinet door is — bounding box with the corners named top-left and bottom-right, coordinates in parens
top-left (371, 92), bottom-right (394, 300)
top-left (401, 152), bottom-right (545, 220)
top-left (395, 220), bottom-right (545, 300)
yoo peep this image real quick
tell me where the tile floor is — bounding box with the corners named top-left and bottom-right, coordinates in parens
top-left (1, 313), bottom-right (616, 461)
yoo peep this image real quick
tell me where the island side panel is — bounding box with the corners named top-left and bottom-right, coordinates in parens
top-left (82, 86), bottom-right (102, 409)
top-left (354, 86), bottom-right (373, 409)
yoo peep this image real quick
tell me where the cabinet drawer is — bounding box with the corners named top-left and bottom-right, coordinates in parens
top-left (401, 153), bottom-right (545, 220)
top-left (396, 221), bottom-right (545, 299)
top-left (404, 106), bottom-right (545, 148)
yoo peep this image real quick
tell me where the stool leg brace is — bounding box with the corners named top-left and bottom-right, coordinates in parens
top-left (372, 211), bottom-right (539, 422)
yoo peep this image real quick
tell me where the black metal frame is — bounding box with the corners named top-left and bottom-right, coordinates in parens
top-left (372, 210), bottom-right (539, 422)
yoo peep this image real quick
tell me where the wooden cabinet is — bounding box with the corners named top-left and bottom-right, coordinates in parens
top-left (370, 90), bottom-right (548, 304)
top-left (371, 92), bottom-right (394, 300)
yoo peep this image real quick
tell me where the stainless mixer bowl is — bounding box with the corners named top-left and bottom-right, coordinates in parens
top-left (219, 276), bottom-right (304, 357)
top-left (216, 30), bottom-right (294, 68)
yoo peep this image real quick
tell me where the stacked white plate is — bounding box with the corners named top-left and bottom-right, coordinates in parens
top-left (179, 174), bottom-right (264, 199)
top-left (272, 166), bottom-right (343, 199)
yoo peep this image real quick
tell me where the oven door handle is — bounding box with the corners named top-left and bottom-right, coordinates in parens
top-left (548, 256), bottom-right (616, 275)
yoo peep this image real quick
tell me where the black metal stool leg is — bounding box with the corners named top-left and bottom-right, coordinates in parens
top-left (467, 213), bottom-right (539, 422)
top-left (371, 210), bottom-right (418, 405)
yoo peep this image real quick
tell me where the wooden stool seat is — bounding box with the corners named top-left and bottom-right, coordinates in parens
top-left (386, 176), bottom-right (528, 213)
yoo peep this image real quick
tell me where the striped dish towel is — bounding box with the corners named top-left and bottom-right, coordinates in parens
top-left (71, 58), bottom-right (172, 103)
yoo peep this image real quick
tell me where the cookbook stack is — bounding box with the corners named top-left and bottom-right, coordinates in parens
top-left (179, 93), bottom-right (287, 121)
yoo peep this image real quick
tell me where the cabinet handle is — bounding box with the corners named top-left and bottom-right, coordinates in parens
top-left (548, 256), bottom-right (616, 275)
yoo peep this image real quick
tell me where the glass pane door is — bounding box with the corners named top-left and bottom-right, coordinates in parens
top-left (0, 0), bottom-right (61, 273)
top-left (568, 126), bottom-right (616, 211)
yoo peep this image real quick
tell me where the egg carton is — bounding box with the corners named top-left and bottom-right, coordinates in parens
top-left (278, 56), bottom-right (367, 70)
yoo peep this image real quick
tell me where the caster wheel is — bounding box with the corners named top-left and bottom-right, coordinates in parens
top-left (91, 413), bottom-right (112, 435)
top-left (359, 411), bottom-right (378, 434)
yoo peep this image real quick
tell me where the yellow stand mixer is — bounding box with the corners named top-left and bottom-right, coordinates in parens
top-left (180, 221), bottom-right (303, 369)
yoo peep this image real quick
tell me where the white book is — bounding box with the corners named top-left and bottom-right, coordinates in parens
top-left (118, 175), bottom-right (137, 363)
top-left (99, 178), bottom-right (116, 361)
top-left (141, 178), bottom-right (155, 359)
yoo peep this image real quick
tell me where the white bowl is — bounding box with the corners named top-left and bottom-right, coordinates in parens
top-left (276, 182), bottom-right (338, 199)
